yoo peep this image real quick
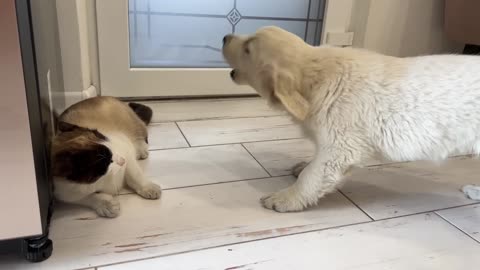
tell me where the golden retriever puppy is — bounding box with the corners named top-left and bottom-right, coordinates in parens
top-left (222, 26), bottom-right (480, 212)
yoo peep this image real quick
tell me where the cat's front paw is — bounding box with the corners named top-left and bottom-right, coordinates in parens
top-left (137, 149), bottom-right (149, 160)
top-left (137, 183), bottom-right (162, 200)
top-left (136, 141), bottom-right (150, 160)
top-left (95, 198), bottom-right (121, 218)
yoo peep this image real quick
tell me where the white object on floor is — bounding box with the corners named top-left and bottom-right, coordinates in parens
top-left (340, 158), bottom-right (480, 220)
top-left (462, 185), bottom-right (480, 200)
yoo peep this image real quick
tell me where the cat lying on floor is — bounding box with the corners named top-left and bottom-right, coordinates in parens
top-left (51, 96), bottom-right (161, 218)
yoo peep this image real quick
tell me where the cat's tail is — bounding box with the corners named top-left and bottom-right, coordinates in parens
top-left (128, 102), bottom-right (153, 125)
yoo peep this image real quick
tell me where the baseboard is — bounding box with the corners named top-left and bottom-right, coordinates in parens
top-left (82, 85), bottom-right (97, 99)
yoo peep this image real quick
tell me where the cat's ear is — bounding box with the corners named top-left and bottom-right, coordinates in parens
top-left (58, 121), bottom-right (81, 133)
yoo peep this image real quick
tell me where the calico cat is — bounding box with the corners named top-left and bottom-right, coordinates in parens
top-left (51, 96), bottom-right (161, 218)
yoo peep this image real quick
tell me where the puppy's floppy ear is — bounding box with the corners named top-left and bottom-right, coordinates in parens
top-left (261, 67), bottom-right (310, 121)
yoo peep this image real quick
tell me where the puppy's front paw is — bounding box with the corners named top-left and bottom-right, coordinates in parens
top-left (292, 161), bottom-right (308, 177)
top-left (95, 198), bottom-right (121, 218)
top-left (261, 188), bottom-right (305, 212)
top-left (137, 183), bottom-right (162, 200)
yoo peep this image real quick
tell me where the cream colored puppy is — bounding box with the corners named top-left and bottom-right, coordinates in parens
top-left (222, 26), bottom-right (480, 212)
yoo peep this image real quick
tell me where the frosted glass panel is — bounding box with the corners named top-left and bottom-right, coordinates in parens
top-left (129, 0), bottom-right (325, 68)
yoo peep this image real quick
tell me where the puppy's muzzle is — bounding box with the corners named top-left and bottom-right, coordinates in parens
top-left (230, 69), bottom-right (236, 80)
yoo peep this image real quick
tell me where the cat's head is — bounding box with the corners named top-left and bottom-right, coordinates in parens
top-left (51, 122), bottom-right (125, 183)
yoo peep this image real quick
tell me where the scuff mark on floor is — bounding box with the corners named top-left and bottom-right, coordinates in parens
top-left (137, 232), bottom-right (171, 239)
top-left (236, 229), bottom-right (273, 238)
top-left (75, 216), bottom-right (97, 221)
top-left (224, 260), bottom-right (271, 270)
top-left (114, 242), bottom-right (146, 248)
top-left (114, 245), bottom-right (159, 254)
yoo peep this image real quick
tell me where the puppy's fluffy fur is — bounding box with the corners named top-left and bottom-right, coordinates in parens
top-left (223, 26), bottom-right (480, 212)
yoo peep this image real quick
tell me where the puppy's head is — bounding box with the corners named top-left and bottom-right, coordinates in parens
top-left (222, 26), bottom-right (310, 120)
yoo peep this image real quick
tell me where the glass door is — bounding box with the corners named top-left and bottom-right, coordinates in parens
top-left (97, 0), bottom-right (327, 98)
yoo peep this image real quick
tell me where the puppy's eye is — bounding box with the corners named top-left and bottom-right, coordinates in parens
top-left (244, 46), bottom-right (250, 54)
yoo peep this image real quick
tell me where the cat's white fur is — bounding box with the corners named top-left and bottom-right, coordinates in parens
top-left (54, 131), bottom-right (160, 218)
top-left (222, 26), bottom-right (480, 212)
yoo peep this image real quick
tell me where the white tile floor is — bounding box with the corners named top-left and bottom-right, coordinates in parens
top-left (1, 97), bottom-right (479, 270)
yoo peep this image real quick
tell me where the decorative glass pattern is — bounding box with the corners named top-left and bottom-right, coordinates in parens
top-left (129, 0), bottom-right (326, 68)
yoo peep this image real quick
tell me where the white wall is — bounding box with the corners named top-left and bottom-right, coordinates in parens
top-left (348, 0), bottom-right (462, 56)
top-left (30, 0), bottom-right (65, 114)
top-left (56, 0), bottom-right (98, 108)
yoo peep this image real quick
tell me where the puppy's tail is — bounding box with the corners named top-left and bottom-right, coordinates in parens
top-left (128, 102), bottom-right (153, 125)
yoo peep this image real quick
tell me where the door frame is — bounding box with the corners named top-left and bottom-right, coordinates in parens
top-left (95, 0), bottom-right (353, 98)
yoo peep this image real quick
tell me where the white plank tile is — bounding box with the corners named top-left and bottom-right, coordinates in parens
top-left (148, 123), bottom-right (188, 150)
top-left (244, 139), bottom-right (388, 177)
top-left (144, 97), bottom-right (284, 123)
top-left (341, 157), bottom-right (480, 220)
top-left (177, 116), bottom-right (304, 146)
top-left (99, 214), bottom-right (480, 270)
top-left (141, 144), bottom-right (269, 189)
top-left (437, 204), bottom-right (480, 242)
top-left (0, 177), bottom-right (369, 270)
top-left (244, 138), bottom-right (315, 176)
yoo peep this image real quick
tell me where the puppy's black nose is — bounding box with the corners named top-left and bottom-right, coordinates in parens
top-left (223, 34), bottom-right (233, 46)
top-left (230, 69), bottom-right (236, 79)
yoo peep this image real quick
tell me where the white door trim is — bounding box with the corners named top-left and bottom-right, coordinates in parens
top-left (96, 0), bottom-right (253, 98)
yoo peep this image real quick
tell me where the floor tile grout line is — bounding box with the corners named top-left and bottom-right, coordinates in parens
top-left (117, 175), bottom-right (287, 196)
top-left (174, 121), bottom-right (191, 147)
top-left (372, 202), bottom-right (480, 222)
top-left (151, 114), bottom-right (288, 124)
top-left (337, 189), bottom-right (374, 221)
top-left (433, 212), bottom-right (480, 244)
top-left (241, 143), bottom-right (273, 177)
top-left (148, 137), bottom-right (307, 152)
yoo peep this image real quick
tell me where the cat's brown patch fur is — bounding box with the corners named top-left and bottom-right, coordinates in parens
top-left (51, 96), bottom-right (150, 183)
top-left (52, 127), bottom-right (112, 183)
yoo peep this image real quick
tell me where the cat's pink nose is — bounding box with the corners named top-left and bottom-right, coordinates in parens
top-left (115, 156), bottom-right (126, 166)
